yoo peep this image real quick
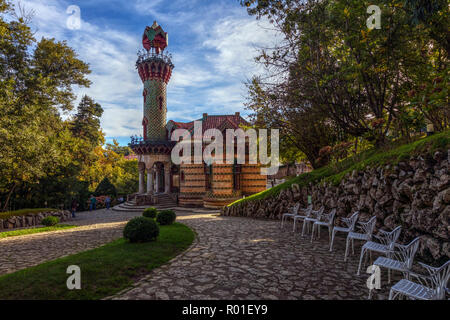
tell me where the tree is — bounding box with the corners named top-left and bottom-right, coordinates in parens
top-left (94, 177), bottom-right (117, 197)
top-left (106, 139), bottom-right (134, 156)
top-left (241, 0), bottom-right (448, 152)
top-left (71, 95), bottom-right (104, 147)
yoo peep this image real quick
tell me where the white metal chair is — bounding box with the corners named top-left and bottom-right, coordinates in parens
top-left (292, 205), bottom-right (314, 232)
top-left (369, 237), bottom-right (421, 299)
top-left (280, 203), bottom-right (301, 229)
top-left (310, 208), bottom-right (336, 243)
top-left (301, 206), bottom-right (324, 237)
top-left (329, 211), bottom-right (359, 252)
top-left (357, 226), bottom-right (402, 275)
top-left (344, 216), bottom-right (377, 262)
top-left (389, 260), bottom-right (450, 300)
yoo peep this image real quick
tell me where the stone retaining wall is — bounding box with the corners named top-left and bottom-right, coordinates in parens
top-left (0, 210), bottom-right (72, 230)
top-left (222, 150), bottom-right (450, 263)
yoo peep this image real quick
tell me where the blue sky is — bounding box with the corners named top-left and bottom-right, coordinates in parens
top-left (14, 0), bottom-right (278, 145)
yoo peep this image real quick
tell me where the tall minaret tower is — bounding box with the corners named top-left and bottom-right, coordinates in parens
top-left (136, 21), bottom-right (174, 141)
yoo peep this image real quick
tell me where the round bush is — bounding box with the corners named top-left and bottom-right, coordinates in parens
top-left (156, 210), bottom-right (176, 225)
top-left (41, 216), bottom-right (60, 226)
top-left (123, 217), bottom-right (160, 243)
top-left (143, 207), bottom-right (158, 219)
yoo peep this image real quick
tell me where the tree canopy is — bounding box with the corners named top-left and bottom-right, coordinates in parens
top-left (242, 0), bottom-right (449, 168)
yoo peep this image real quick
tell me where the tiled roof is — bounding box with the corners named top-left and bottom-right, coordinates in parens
top-left (168, 113), bottom-right (248, 135)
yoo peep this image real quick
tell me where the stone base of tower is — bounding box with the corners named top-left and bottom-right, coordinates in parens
top-left (178, 193), bottom-right (204, 207)
top-left (202, 197), bottom-right (241, 209)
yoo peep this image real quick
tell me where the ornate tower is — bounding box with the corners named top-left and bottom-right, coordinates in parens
top-left (136, 21), bottom-right (174, 141)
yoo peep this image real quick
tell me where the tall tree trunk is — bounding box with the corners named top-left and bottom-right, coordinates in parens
top-left (2, 182), bottom-right (17, 212)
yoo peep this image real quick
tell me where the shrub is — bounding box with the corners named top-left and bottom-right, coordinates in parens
top-left (143, 207), bottom-right (158, 219)
top-left (94, 177), bottom-right (117, 197)
top-left (41, 216), bottom-right (60, 226)
top-left (156, 210), bottom-right (176, 225)
top-left (123, 217), bottom-right (159, 243)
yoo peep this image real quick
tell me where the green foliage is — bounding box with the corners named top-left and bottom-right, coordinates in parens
top-left (143, 207), bottom-right (158, 219)
top-left (41, 216), bottom-right (60, 227)
top-left (94, 177), bottom-right (117, 197)
top-left (0, 208), bottom-right (59, 220)
top-left (241, 0), bottom-right (449, 169)
top-left (0, 2), bottom-right (138, 212)
top-left (156, 210), bottom-right (176, 226)
top-left (123, 217), bottom-right (160, 243)
top-left (106, 140), bottom-right (133, 156)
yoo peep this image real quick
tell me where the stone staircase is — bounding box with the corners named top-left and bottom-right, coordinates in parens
top-left (112, 193), bottom-right (177, 212)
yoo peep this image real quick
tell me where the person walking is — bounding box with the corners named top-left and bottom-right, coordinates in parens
top-left (71, 199), bottom-right (78, 218)
top-left (105, 195), bottom-right (111, 210)
top-left (89, 195), bottom-right (97, 211)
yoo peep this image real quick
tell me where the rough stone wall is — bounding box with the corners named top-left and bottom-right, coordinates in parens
top-left (222, 150), bottom-right (450, 263)
top-left (0, 210), bottom-right (72, 230)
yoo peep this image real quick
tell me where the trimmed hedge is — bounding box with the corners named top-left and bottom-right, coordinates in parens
top-left (143, 207), bottom-right (158, 219)
top-left (41, 216), bottom-right (60, 226)
top-left (156, 210), bottom-right (176, 226)
top-left (123, 217), bottom-right (160, 243)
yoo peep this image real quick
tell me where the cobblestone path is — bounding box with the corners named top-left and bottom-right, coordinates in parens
top-left (113, 213), bottom-right (392, 300)
top-left (1, 208), bottom-right (395, 299)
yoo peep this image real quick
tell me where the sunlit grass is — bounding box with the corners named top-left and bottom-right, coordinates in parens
top-left (0, 224), bottom-right (77, 238)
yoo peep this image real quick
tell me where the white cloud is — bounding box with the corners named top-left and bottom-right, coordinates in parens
top-left (12, 0), bottom-right (278, 141)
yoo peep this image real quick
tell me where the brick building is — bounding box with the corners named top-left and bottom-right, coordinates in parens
top-left (129, 22), bottom-right (266, 208)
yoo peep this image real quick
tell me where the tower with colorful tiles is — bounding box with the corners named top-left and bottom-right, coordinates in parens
top-left (136, 21), bottom-right (174, 141)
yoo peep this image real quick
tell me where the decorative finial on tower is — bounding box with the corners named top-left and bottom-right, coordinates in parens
top-left (142, 21), bottom-right (168, 54)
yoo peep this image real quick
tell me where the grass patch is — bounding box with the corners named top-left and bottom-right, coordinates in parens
top-left (0, 208), bottom-right (59, 220)
top-left (0, 222), bottom-right (194, 300)
top-left (0, 224), bottom-right (76, 238)
top-left (229, 130), bottom-right (450, 207)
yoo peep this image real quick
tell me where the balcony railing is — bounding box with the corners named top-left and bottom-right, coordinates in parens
top-left (136, 50), bottom-right (174, 68)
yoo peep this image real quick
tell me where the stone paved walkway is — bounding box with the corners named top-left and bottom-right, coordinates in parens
top-left (113, 213), bottom-right (393, 300)
top-left (1, 208), bottom-right (395, 299)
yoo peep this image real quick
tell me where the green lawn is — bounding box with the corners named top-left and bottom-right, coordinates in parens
top-left (0, 224), bottom-right (77, 238)
top-left (0, 222), bottom-right (195, 300)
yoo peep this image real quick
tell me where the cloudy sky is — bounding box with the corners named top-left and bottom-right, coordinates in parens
top-left (13, 0), bottom-right (278, 145)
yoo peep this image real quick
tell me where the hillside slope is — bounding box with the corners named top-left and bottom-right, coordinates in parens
top-left (223, 131), bottom-right (450, 263)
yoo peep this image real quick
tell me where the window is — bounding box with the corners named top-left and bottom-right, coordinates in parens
top-left (233, 159), bottom-right (241, 190)
top-left (204, 164), bottom-right (212, 190)
top-left (142, 117), bottom-right (148, 140)
top-left (180, 171), bottom-right (185, 183)
top-left (159, 96), bottom-right (163, 110)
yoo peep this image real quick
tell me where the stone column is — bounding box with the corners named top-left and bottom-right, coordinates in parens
top-left (139, 170), bottom-right (145, 194)
top-left (164, 164), bottom-right (171, 193)
top-left (147, 170), bottom-right (153, 194)
top-left (155, 169), bottom-right (159, 193)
